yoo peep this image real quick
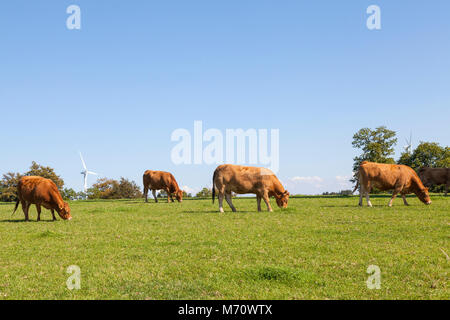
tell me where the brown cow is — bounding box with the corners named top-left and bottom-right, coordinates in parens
top-left (418, 167), bottom-right (449, 196)
top-left (353, 161), bottom-right (431, 207)
top-left (212, 164), bottom-right (289, 212)
top-left (12, 176), bottom-right (72, 221)
top-left (143, 170), bottom-right (183, 203)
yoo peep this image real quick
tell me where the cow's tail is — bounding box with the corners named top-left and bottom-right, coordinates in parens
top-left (212, 170), bottom-right (217, 203)
top-left (11, 200), bottom-right (20, 217)
top-left (352, 180), bottom-right (359, 194)
top-left (352, 167), bottom-right (361, 194)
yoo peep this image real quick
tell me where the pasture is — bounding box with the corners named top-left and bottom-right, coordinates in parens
top-left (0, 196), bottom-right (448, 300)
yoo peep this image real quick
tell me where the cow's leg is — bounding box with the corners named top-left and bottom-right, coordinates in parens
top-left (365, 189), bottom-right (372, 207)
top-left (257, 195), bottom-right (262, 212)
top-left (25, 203), bottom-right (31, 221)
top-left (388, 188), bottom-right (401, 207)
top-left (358, 185), bottom-right (364, 206)
top-left (225, 193), bottom-right (237, 212)
top-left (445, 183), bottom-right (449, 196)
top-left (51, 209), bottom-right (57, 221)
top-left (401, 194), bottom-right (410, 206)
top-left (144, 185), bottom-right (149, 203)
top-left (21, 201), bottom-right (30, 221)
top-left (218, 192), bottom-right (225, 213)
top-left (36, 205), bottom-right (42, 221)
top-left (165, 188), bottom-right (172, 203)
top-left (359, 178), bottom-right (372, 207)
top-left (263, 193), bottom-right (273, 212)
top-left (152, 190), bottom-right (158, 203)
top-left (169, 193), bottom-right (175, 203)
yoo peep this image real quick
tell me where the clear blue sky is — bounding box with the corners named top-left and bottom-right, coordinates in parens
top-left (0, 1), bottom-right (449, 195)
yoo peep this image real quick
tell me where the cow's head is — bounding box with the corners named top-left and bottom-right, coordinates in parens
top-left (416, 187), bottom-right (432, 205)
top-left (275, 190), bottom-right (290, 209)
top-left (175, 189), bottom-right (183, 202)
top-left (58, 202), bottom-right (72, 220)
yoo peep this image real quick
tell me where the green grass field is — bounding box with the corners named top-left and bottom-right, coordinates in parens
top-left (0, 195), bottom-right (448, 300)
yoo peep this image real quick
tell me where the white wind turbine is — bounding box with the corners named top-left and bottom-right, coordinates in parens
top-left (404, 132), bottom-right (413, 155)
top-left (79, 152), bottom-right (98, 193)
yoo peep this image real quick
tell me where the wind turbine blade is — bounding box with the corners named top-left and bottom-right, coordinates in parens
top-left (87, 171), bottom-right (98, 175)
top-left (79, 152), bottom-right (87, 170)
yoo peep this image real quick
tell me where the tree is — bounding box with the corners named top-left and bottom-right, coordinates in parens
top-left (351, 126), bottom-right (397, 183)
top-left (0, 172), bottom-right (22, 202)
top-left (87, 177), bottom-right (142, 199)
top-left (322, 190), bottom-right (353, 196)
top-left (87, 178), bottom-right (119, 199)
top-left (61, 188), bottom-right (78, 201)
top-left (196, 187), bottom-right (212, 198)
top-left (398, 142), bottom-right (449, 170)
top-left (182, 191), bottom-right (192, 198)
top-left (116, 177), bottom-right (142, 199)
top-left (25, 161), bottom-right (64, 189)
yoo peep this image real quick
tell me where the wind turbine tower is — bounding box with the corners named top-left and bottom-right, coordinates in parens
top-left (404, 133), bottom-right (413, 155)
top-left (79, 152), bottom-right (98, 193)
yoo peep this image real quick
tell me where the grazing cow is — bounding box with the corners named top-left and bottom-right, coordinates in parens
top-left (212, 164), bottom-right (289, 213)
top-left (143, 170), bottom-right (183, 203)
top-left (418, 167), bottom-right (449, 196)
top-left (13, 176), bottom-right (72, 221)
top-left (353, 161), bottom-right (431, 207)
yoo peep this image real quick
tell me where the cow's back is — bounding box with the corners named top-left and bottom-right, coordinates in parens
top-left (18, 176), bottom-right (59, 203)
top-left (214, 164), bottom-right (277, 194)
top-left (419, 168), bottom-right (449, 185)
top-left (360, 162), bottom-right (418, 191)
top-left (144, 170), bottom-right (177, 190)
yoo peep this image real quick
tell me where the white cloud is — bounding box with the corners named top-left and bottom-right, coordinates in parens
top-left (288, 176), bottom-right (324, 190)
top-left (335, 175), bottom-right (352, 188)
top-left (181, 185), bottom-right (198, 195)
top-left (290, 176), bottom-right (324, 183)
top-left (284, 174), bottom-right (354, 195)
